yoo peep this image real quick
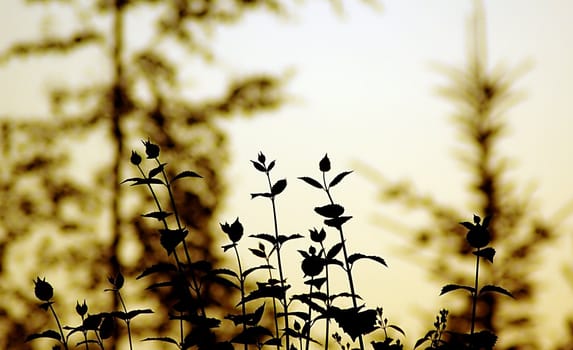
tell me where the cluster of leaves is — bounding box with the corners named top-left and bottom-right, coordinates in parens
top-left (27, 141), bottom-right (512, 350)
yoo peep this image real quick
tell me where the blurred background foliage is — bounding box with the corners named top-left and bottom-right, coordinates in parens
top-left (0, 0), bottom-right (376, 349)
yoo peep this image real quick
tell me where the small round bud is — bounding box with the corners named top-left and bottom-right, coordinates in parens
top-left (130, 151), bottom-right (142, 165)
top-left (142, 139), bottom-right (160, 159)
top-left (34, 277), bottom-right (53, 301)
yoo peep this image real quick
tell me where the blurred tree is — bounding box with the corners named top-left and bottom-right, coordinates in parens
top-left (361, 2), bottom-right (562, 349)
top-left (0, 0), bottom-right (378, 349)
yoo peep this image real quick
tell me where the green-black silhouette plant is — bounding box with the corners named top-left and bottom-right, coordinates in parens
top-left (439, 215), bottom-right (514, 350)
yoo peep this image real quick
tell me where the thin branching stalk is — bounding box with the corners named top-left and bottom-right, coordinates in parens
top-left (232, 244), bottom-right (248, 350)
top-left (471, 247), bottom-right (481, 336)
top-left (264, 170), bottom-right (290, 350)
top-left (321, 172), bottom-right (365, 350)
top-left (48, 304), bottom-right (69, 350)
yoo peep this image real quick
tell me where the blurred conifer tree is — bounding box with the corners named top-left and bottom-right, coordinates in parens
top-left (362, 2), bottom-right (563, 349)
top-left (0, 0), bottom-right (377, 348)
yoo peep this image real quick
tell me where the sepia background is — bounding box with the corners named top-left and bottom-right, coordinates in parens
top-left (1, 0), bottom-right (572, 349)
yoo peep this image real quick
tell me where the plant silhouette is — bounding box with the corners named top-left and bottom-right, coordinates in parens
top-left (359, 2), bottom-right (564, 349)
top-left (0, 1), bottom-right (377, 349)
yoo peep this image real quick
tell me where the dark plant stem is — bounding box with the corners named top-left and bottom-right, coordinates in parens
top-left (232, 244), bottom-right (248, 350)
top-left (304, 281), bottom-right (313, 350)
top-left (157, 159), bottom-right (207, 317)
top-left (265, 171), bottom-right (290, 350)
top-left (48, 304), bottom-right (69, 350)
top-left (264, 256), bottom-right (281, 345)
top-left (322, 172), bottom-right (365, 350)
top-left (471, 247), bottom-right (481, 336)
top-left (117, 291), bottom-right (134, 350)
top-left (320, 241), bottom-right (331, 350)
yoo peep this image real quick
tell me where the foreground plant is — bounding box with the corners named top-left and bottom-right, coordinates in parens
top-left (26, 141), bottom-right (511, 350)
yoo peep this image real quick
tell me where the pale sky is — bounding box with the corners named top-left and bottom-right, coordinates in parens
top-left (1, 0), bottom-right (573, 348)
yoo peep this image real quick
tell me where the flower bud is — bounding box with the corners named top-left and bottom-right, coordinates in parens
top-left (220, 218), bottom-right (243, 243)
top-left (310, 228), bottom-right (326, 243)
top-left (76, 300), bottom-right (88, 316)
top-left (130, 151), bottom-right (142, 165)
top-left (319, 154), bottom-right (331, 172)
top-left (34, 277), bottom-right (53, 301)
top-left (142, 139), bottom-right (160, 159)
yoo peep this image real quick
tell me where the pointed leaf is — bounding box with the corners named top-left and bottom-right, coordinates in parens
top-left (277, 233), bottom-right (303, 245)
top-left (267, 160), bottom-right (276, 172)
top-left (271, 179), bottom-right (287, 196)
top-left (474, 247), bottom-right (496, 263)
top-left (211, 268), bottom-right (239, 279)
top-left (324, 216), bottom-right (352, 229)
top-left (251, 160), bottom-right (267, 173)
top-left (171, 170), bottom-right (202, 182)
top-left (243, 264), bottom-right (274, 278)
top-left (298, 176), bottom-right (324, 190)
top-left (314, 204), bottom-right (345, 218)
top-left (26, 330), bottom-right (61, 342)
top-left (329, 171), bottom-right (353, 188)
top-left (142, 211), bottom-right (172, 221)
top-left (142, 337), bottom-right (180, 345)
top-left (250, 192), bottom-right (272, 199)
top-left (479, 285), bottom-right (514, 298)
top-left (440, 284), bottom-right (475, 296)
top-left (347, 253), bottom-right (387, 268)
top-left (250, 233), bottom-right (276, 245)
top-left (327, 242), bottom-right (343, 259)
top-left (460, 221), bottom-right (475, 230)
top-left (137, 262), bottom-right (177, 279)
top-left (248, 248), bottom-right (267, 259)
top-left (388, 324), bottom-right (406, 336)
top-left (148, 163), bottom-right (167, 178)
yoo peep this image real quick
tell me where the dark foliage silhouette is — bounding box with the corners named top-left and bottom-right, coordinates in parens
top-left (0, 1), bottom-right (377, 349)
top-left (26, 142), bottom-right (514, 350)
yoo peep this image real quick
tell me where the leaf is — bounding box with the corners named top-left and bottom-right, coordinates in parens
top-left (277, 233), bottom-right (304, 245)
top-left (271, 179), bottom-right (287, 196)
top-left (211, 268), bottom-right (239, 279)
top-left (414, 336), bottom-right (430, 349)
top-left (479, 285), bottom-right (514, 298)
top-left (324, 216), bottom-right (352, 229)
top-left (327, 242), bottom-right (343, 259)
top-left (267, 160), bottom-right (275, 172)
top-left (329, 170), bottom-right (353, 188)
top-left (440, 284), bottom-right (475, 296)
top-left (250, 233), bottom-right (276, 245)
top-left (314, 204), bottom-right (345, 218)
top-left (250, 192), bottom-right (272, 199)
top-left (347, 253), bottom-right (387, 268)
top-left (143, 337), bottom-right (180, 345)
top-left (332, 307), bottom-right (377, 341)
top-left (148, 162), bottom-right (167, 178)
top-left (251, 160), bottom-right (266, 172)
top-left (474, 247), bottom-right (496, 263)
top-left (298, 176), bottom-right (323, 190)
top-left (238, 284), bottom-right (288, 305)
top-left (136, 262), bottom-right (177, 279)
top-left (243, 264), bottom-right (274, 278)
top-left (460, 221), bottom-right (475, 230)
top-left (249, 248), bottom-right (267, 259)
top-left (388, 324), bottom-right (406, 336)
top-left (171, 170), bottom-right (202, 182)
top-left (26, 330), bottom-right (61, 342)
top-left (141, 211), bottom-right (172, 221)
top-left (122, 177), bottom-right (165, 186)
top-left (304, 277), bottom-right (327, 289)
top-left (118, 309), bottom-right (153, 321)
